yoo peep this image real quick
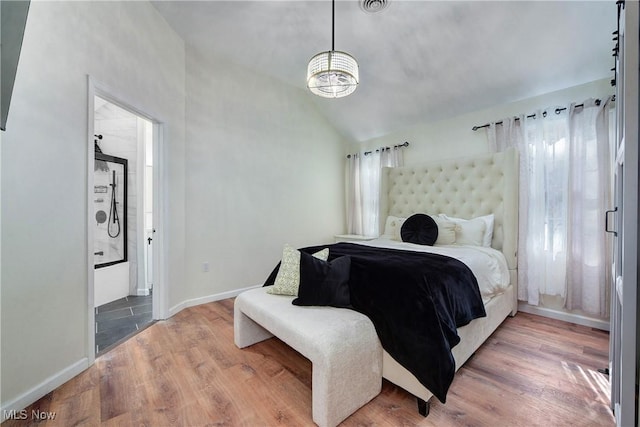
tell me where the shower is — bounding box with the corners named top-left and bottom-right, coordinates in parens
top-left (108, 169), bottom-right (121, 238)
top-left (94, 139), bottom-right (128, 269)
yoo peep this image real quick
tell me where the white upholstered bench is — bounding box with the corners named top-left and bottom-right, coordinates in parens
top-left (234, 287), bottom-right (383, 427)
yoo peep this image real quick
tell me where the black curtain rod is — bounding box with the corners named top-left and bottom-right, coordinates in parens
top-left (471, 97), bottom-right (614, 131)
top-left (346, 141), bottom-right (410, 159)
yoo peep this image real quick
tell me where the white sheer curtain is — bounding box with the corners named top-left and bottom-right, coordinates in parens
top-left (524, 109), bottom-right (571, 304)
top-left (345, 154), bottom-right (364, 235)
top-left (566, 100), bottom-right (612, 317)
top-left (346, 147), bottom-right (403, 236)
top-left (488, 98), bottom-right (613, 316)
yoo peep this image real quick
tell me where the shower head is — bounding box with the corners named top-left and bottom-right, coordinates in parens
top-left (95, 134), bottom-right (105, 156)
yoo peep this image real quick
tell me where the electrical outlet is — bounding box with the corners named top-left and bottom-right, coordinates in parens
top-left (202, 262), bottom-right (210, 272)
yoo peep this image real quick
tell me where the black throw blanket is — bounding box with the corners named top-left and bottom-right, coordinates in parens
top-left (264, 242), bottom-right (486, 403)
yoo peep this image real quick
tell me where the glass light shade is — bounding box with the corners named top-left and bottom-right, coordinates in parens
top-left (307, 50), bottom-right (359, 98)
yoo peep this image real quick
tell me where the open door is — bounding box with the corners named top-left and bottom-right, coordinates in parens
top-left (87, 82), bottom-right (167, 361)
top-left (608, 1), bottom-right (639, 425)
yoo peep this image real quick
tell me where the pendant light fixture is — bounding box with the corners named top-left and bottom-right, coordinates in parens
top-left (307, 0), bottom-right (359, 98)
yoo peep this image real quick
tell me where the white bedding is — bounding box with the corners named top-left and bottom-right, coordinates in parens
top-left (352, 238), bottom-right (510, 303)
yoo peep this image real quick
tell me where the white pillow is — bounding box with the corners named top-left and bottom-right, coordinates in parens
top-left (267, 245), bottom-right (329, 296)
top-left (480, 214), bottom-right (495, 247)
top-left (438, 214), bottom-right (491, 247)
top-left (433, 217), bottom-right (457, 245)
top-left (385, 214), bottom-right (460, 244)
top-left (383, 215), bottom-right (406, 241)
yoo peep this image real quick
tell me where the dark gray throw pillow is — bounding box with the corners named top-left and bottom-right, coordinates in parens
top-left (292, 252), bottom-right (351, 308)
top-left (400, 213), bottom-right (438, 246)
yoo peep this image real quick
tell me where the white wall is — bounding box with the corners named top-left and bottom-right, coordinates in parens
top-left (350, 79), bottom-right (613, 163)
top-left (183, 46), bottom-right (346, 304)
top-left (1, 1), bottom-right (186, 412)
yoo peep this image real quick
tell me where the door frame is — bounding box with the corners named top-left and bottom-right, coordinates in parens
top-left (86, 76), bottom-right (168, 364)
top-left (609, 2), bottom-right (639, 425)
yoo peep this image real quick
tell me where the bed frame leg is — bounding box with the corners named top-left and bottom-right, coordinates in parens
top-left (417, 398), bottom-right (430, 417)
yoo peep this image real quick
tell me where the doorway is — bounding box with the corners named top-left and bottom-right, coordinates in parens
top-left (91, 94), bottom-right (156, 355)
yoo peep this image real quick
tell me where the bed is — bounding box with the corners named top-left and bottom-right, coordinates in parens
top-left (236, 147), bottom-right (519, 423)
top-left (374, 146), bottom-right (519, 409)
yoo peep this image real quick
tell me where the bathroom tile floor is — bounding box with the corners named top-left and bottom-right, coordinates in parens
top-left (95, 294), bottom-right (153, 354)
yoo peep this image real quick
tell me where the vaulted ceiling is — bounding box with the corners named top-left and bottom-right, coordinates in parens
top-left (152, 1), bottom-right (616, 142)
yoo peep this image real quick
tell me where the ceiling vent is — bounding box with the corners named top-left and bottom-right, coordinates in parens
top-left (360, 0), bottom-right (390, 13)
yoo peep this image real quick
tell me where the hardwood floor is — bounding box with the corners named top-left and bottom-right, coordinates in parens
top-left (3, 299), bottom-right (614, 426)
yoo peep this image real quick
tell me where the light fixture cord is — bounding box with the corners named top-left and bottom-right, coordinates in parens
top-left (332, 0), bottom-right (335, 51)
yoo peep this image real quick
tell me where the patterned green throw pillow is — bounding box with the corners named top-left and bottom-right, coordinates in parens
top-left (267, 245), bottom-right (329, 296)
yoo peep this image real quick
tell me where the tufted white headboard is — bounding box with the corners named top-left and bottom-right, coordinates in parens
top-left (379, 148), bottom-right (519, 283)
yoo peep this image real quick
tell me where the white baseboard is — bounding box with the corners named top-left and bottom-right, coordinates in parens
top-left (136, 288), bottom-right (150, 296)
top-left (518, 302), bottom-right (610, 331)
top-left (0, 358), bottom-right (89, 423)
top-left (2, 285), bottom-right (260, 419)
top-left (168, 284), bottom-right (261, 317)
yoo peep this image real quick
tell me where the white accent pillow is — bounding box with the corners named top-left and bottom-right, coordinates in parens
top-left (433, 217), bottom-right (458, 245)
top-left (439, 214), bottom-right (491, 247)
top-left (267, 245), bottom-right (330, 296)
top-left (480, 214), bottom-right (495, 247)
top-left (383, 215), bottom-right (406, 241)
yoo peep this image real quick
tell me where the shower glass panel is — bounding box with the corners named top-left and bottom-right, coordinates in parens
top-left (94, 153), bottom-right (127, 268)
